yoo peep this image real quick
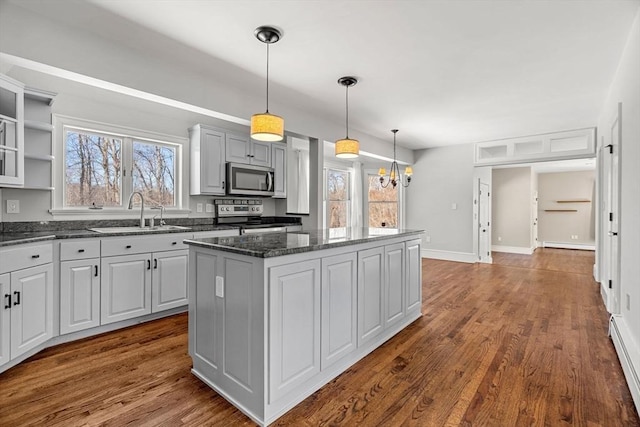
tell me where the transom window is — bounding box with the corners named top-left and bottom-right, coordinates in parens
top-left (54, 116), bottom-right (182, 212)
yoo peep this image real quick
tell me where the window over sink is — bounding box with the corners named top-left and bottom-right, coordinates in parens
top-left (52, 115), bottom-right (184, 214)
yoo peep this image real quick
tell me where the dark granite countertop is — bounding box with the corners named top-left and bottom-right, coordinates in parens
top-left (184, 228), bottom-right (424, 258)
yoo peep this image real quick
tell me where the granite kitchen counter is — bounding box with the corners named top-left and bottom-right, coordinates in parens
top-left (184, 228), bottom-right (423, 258)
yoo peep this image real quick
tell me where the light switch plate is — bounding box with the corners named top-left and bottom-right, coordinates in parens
top-left (7, 200), bottom-right (20, 214)
top-left (196, 203), bottom-right (203, 213)
top-left (206, 203), bottom-right (214, 213)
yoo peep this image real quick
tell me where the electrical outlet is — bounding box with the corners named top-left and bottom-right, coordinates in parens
top-left (196, 203), bottom-right (203, 213)
top-left (498, 236), bottom-right (502, 242)
top-left (7, 200), bottom-right (20, 214)
top-left (451, 203), bottom-right (457, 210)
top-left (425, 235), bottom-right (431, 243)
top-left (205, 203), bottom-right (214, 213)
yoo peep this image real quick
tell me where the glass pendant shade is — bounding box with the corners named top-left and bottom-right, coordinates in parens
top-left (335, 138), bottom-right (360, 158)
top-left (251, 112), bottom-right (284, 141)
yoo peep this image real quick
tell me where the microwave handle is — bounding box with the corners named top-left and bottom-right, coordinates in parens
top-left (267, 171), bottom-right (273, 191)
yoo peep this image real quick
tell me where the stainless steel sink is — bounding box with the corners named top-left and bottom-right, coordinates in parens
top-left (89, 225), bottom-right (191, 234)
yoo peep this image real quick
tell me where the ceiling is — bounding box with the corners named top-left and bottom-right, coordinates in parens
top-left (6, 0), bottom-right (640, 151)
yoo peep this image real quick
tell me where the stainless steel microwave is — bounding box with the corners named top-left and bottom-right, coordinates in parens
top-left (226, 162), bottom-right (275, 196)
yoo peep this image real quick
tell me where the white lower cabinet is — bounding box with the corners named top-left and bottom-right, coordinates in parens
top-left (60, 258), bottom-right (100, 334)
top-left (0, 243), bottom-right (54, 367)
top-left (101, 253), bottom-right (152, 325)
top-left (152, 249), bottom-right (189, 312)
top-left (321, 253), bottom-right (357, 370)
top-left (406, 239), bottom-right (422, 312)
top-left (0, 273), bottom-right (11, 366)
top-left (357, 246), bottom-right (385, 346)
top-left (268, 259), bottom-right (321, 402)
top-left (384, 242), bottom-right (405, 329)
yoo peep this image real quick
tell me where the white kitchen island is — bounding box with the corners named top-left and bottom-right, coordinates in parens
top-left (184, 228), bottom-right (423, 426)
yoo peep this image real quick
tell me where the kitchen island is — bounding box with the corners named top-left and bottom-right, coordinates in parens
top-left (184, 228), bottom-right (423, 426)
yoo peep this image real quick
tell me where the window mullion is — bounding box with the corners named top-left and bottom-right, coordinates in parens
top-left (122, 136), bottom-right (134, 205)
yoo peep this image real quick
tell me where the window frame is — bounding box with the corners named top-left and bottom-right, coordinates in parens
top-left (323, 164), bottom-right (353, 235)
top-left (52, 115), bottom-right (187, 217)
top-left (364, 169), bottom-right (405, 231)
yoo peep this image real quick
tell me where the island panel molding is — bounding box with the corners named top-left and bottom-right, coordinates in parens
top-left (186, 229), bottom-right (423, 426)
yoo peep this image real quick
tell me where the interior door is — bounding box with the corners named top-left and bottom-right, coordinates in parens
top-left (606, 103), bottom-right (621, 314)
top-left (478, 182), bottom-right (491, 263)
top-left (532, 191), bottom-right (539, 251)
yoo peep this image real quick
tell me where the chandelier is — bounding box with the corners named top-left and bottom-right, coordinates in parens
top-left (378, 129), bottom-right (413, 188)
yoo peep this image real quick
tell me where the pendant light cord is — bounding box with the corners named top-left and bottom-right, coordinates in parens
top-left (265, 43), bottom-right (270, 113)
top-left (345, 85), bottom-right (349, 138)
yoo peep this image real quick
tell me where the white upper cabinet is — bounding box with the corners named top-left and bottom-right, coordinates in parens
top-left (226, 134), bottom-right (271, 167)
top-left (0, 74), bottom-right (25, 187)
top-left (190, 125), bottom-right (226, 195)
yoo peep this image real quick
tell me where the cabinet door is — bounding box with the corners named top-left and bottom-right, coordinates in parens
top-left (269, 259), bottom-right (321, 403)
top-left (0, 273), bottom-right (10, 366)
top-left (60, 258), bottom-right (100, 334)
top-left (101, 253), bottom-right (151, 325)
top-left (201, 128), bottom-right (226, 195)
top-left (250, 140), bottom-right (271, 167)
top-left (358, 247), bottom-right (385, 346)
top-left (225, 133), bottom-right (252, 164)
top-left (10, 263), bottom-right (53, 359)
top-left (271, 142), bottom-right (286, 198)
top-left (0, 76), bottom-right (24, 187)
top-left (406, 239), bottom-right (422, 313)
top-left (384, 243), bottom-right (405, 328)
top-left (152, 249), bottom-right (189, 312)
top-left (321, 253), bottom-right (357, 370)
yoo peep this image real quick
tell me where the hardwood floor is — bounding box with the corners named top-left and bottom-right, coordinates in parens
top-left (1, 248), bottom-right (637, 426)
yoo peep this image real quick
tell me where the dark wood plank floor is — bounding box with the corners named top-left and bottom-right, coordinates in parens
top-left (1, 248), bottom-right (638, 426)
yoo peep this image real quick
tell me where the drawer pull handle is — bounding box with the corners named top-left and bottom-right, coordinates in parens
top-left (147, 260), bottom-right (151, 270)
top-left (94, 265), bottom-right (99, 277)
top-left (126, 245), bottom-right (132, 249)
top-left (172, 241), bottom-right (177, 245)
top-left (78, 249), bottom-right (85, 253)
top-left (13, 291), bottom-right (20, 306)
top-left (4, 294), bottom-right (10, 310)
top-left (154, 259), bottom-right (158, 269)
top-left (31, 254), bottom-right (40, 259)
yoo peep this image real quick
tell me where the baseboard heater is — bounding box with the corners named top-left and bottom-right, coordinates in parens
top-left (542, 241), bottom-right (595, 250)
top-left (610, 315), bottom-right (640, 414)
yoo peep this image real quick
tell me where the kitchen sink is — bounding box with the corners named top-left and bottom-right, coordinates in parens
top-left (89, 225), bottom-right (191, 234)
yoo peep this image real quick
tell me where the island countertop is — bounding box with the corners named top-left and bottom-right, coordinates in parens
top-left (184, 228), bottom-right (423, 258)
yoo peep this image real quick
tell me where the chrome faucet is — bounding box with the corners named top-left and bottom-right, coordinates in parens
top-left (151, 205), bottom-right (166, 227)
top-left (127, 191), bottom-right (145, 228)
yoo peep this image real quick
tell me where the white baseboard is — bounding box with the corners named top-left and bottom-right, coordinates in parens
top-left (491, 245), bottom-right (533, 255)
top-left (600, 282), bottom-right (609, 309)
top-left (421, 249), bottom-right (477, 263)
top-left (610, 315), bottom-right (640, 414)
top-left (542, 241), bottom-right (596, 250)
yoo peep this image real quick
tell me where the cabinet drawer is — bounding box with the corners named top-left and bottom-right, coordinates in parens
top-left (101, 233), bottom-right (191, 257)
top-left (0, 243), bottom-right (53, 274)
top-left (60, 240), bottom-right (101, 261)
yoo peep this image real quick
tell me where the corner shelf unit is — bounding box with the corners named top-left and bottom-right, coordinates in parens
top-left (23, 87), bottom-right (56, 191)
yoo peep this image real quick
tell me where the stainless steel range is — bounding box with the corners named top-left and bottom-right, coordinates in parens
top-left (215, 199), bottom-right (287, 234)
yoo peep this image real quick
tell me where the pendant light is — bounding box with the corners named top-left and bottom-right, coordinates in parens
top-left (378, 129), bottom-right (413, 188)
top-left (251, 26), bottom-right (284, 142)
top-left (335, 76), bottom-right (359, 158)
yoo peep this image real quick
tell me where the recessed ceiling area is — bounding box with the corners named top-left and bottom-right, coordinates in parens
top-left (4, 0), bottom-right (639, 151)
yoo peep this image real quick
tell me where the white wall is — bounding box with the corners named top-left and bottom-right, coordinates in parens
top-left (406, 143), bottom-right (475, 259)
top-left (491, 167), bottom-right (532, 250)
top-left (598, 8), bottom-right (640, 374)
top-left (538, 171), bottom-right (595, 245)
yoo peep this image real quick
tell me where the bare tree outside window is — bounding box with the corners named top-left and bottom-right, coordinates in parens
top-left (327, 169), bottom-right (350, 229)
top-left (65, 130), bottom-right (121, 207)
top-left (132, 141), bottom-right (175, 206)
top-left (64, 127), bottom-right (177, 208)
top-left (368, 175), bottom-right (398, 228)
